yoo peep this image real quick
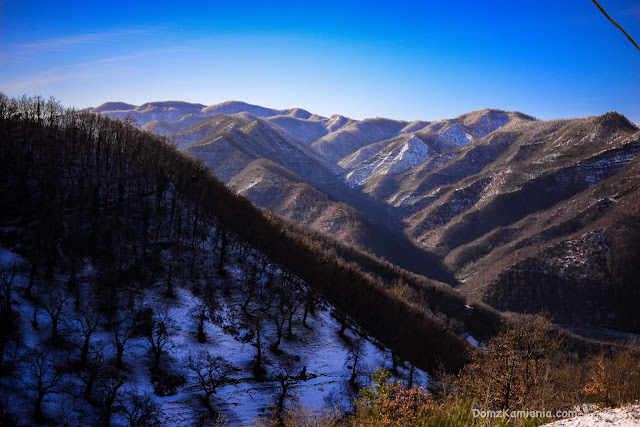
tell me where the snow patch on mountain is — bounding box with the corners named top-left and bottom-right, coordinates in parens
top-left (345, 136), bottom-right (430, 187)
top-left (439, 125), bottom-right (474, 146)
top-left (381, 136), bottom-right (431, 175)
top-left (549, 230), bottom-right (608, 280)
top-left (311, 118), bottom-right (410, 163)
top-left (338, 139), bottom-right (393, 170)
top-left (436, 110), bottom-right (510, 148)
top-left (476, 167), bottom-right (513, 207)
top-left (387, 193), bottom-right (419, 208)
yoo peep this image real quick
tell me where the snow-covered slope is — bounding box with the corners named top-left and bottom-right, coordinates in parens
top-left (329, 109), bottom-right (529, 202)
top-left (0, 235), bottom-right (427, 425)
top-left (344, 135), bottom-right (432, 187)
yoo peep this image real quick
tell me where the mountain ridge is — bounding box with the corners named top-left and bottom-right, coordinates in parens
top-left (93, 100), bottom-right (640, 335)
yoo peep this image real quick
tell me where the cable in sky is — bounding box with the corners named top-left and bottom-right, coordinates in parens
top-left (591, 0), bottom-right (640, 52)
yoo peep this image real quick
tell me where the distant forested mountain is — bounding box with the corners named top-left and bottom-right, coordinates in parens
top-left (93, 100), bottom-right (640, 335)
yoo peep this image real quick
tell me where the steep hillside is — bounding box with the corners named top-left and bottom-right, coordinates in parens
top-left (168, 115), bottom-right (251, 148)
top-left (184, 119), bottom-right (344, 189)
top-left (397, 114), bottom-right (640, 331)
top-left (264, 114), bottom-right (355, 144)
top-left (311, 118), bottom-right (425, 163)
top-left (184, 120), bottom-right (456, 282)
top-left (478, 160), bottom-right (640, 332)
top-left (141, 114), bottom-right (211, 136)
top-left (228, 159), bottom-right (377, 246)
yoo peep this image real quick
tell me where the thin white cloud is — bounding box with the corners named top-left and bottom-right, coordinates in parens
top-left (0, 47), bottom-right (184, 92)
top-left (1, 71), bottom-right (103, 91)
top-left (620, 7), bottom-right (640, 18)
top-left (64, 46), bottom-right (185, 69)
top-left (9, 27), bottom-right (164, 53)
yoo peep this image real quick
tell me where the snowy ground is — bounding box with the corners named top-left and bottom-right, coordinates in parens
top-left (545, 405), bottom-right (640, 426)
top-left (0, 240), bottom-right (427, 426)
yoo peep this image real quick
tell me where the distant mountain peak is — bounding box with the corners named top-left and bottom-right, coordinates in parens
top-left (283, 107), bottom-right (313, 119)
top-left (91, 101), bottom-right (138, 113)
top-left (135, 101), bottom-right (206, 112)
top-left (202, 101), bottom-right (283, 118)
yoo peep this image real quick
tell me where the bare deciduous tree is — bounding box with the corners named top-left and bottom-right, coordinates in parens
top-left (0, 262), bottom-right (16, 324)
top-left (193, 303), bottom-right (208, 344)
top-left (280, 277), bottom-right (301, 339)
top-left (216, 224), bottom-right (228, 275)
top-left (75, 305), bottom-right (100, 368)
top-left (0, 262), bottom-right (17, 379)
top-left (253, 316), bottom-right (265, 378)
top-left (188, 351), bottom-right (234, 414)
top-left (118, 387), bottom-right (160, 427)
top-left (30, 350), bottom-right (64, 423)
top-left (302, 287), bottom-right (319, 329)
top-left (76, 341), bottom-right (107, 405)
top-left (273, 367), bottom-right (300, 419)
top-left (240, 267), bottom-right (258, 313)
top-left (347, 336), bottom-right (367, 389)
top-left (112, 317), bottom-right (134, 369)
top-left (146, 311), bottom-right (174, 370)
top-left (41, 285), bottom-right (70, 345)
top-left (97, 371), bottom-right (125, 427)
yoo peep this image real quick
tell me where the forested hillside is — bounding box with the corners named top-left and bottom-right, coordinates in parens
top-left (0, 95), bottom-right (490, 424)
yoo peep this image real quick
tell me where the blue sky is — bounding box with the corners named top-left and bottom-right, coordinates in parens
top-left (1, 0), bottom-right (639, 122)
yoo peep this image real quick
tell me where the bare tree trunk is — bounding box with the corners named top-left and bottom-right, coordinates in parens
top-left (25, 262), bottom-right (37, 300)
top-left (34, 392), bottom-right (44, 423)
